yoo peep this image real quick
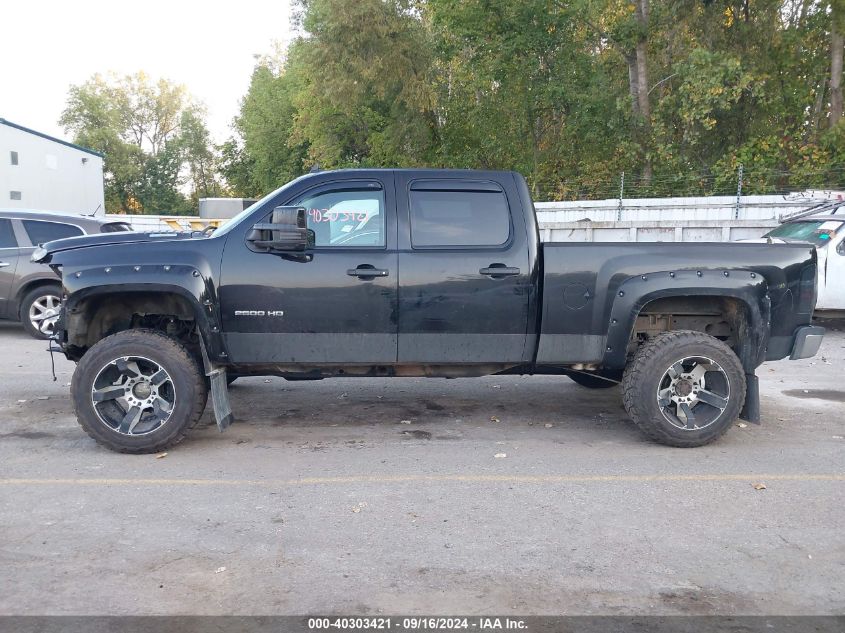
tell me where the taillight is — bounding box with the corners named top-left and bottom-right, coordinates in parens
top-left (798, 264), bottom-right (817, 314)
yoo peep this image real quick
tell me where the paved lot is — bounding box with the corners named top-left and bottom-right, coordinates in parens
top-left (0, 320), bottom-right (843, 615)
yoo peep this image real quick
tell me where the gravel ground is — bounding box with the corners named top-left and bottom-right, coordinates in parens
top-left (0, 319), bottom-right (843, 615)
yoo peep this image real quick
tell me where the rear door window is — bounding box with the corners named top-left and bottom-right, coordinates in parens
top-left (0, 219), bottom-right (17, 248)
top-left (22, 220), bottom-right (84, 245)
top-left (409, 184), bottom-right (511, 247)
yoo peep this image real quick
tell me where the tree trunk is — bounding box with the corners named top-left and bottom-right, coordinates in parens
top-left (831, 25), bottom-right (844, 127)
top-left (626, 53), bottom-right (640, 115)
top-left (812, 75), bottom-right (827, 134)
top-left (634, 0), bottom-right (651, 184)
top-left (635, 47), bottom-right (650, 122)
top-left (634, 0), bottom-right (650, 121)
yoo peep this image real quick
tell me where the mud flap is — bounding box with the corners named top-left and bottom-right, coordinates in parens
top-left (739, 372), bottom-right (761, 424)
top-left (198, 336), bottom-right (233, 432)
top-left (208, 368), bottom-right (233, 432)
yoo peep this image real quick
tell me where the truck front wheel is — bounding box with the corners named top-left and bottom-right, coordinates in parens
top-left (71, 329), bottom-right (208, 453)
top-left (622, 331), bottom-right (746, 448)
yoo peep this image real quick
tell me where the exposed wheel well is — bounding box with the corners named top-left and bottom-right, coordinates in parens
top-left (65, 291), bottom-right (200, 357)
top-left (629, 295), bottom-right (751, 360)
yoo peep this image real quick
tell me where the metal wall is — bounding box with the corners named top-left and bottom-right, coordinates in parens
top-left (534, 193), bottom-right (836, 242)
top-left (109, 192), bottom-right (839, 243)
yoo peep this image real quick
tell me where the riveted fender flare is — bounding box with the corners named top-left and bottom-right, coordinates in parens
top-left (601, 268), bottom-right (771, 372)
top-left (59, 263), bottom-right (228, 363)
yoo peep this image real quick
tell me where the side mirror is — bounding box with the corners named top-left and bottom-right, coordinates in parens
top-left (247, 206), bottom-right (311, 252)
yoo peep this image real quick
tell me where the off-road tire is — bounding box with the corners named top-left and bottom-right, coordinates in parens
top-left (20, 284), bottom-right (62, 340)
top-left (622, 330), bottom-right (746, 448)
top-left (71, 329), bottom-right (208, 453)
top-left (568, 372), bottom-right (619, 389)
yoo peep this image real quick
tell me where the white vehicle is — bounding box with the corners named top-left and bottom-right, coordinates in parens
top-left (744, 204), bottom-right (844, 311)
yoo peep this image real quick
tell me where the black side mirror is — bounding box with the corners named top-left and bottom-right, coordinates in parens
top-left (247, 206), bottom-right (310, 252)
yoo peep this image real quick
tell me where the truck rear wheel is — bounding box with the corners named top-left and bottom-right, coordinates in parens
top-left (71, 329), bottom-right (208, 453)
top-left (622, 330), bottom-right (746, 448)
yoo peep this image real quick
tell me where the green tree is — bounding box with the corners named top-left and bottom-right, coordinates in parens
top-left (426, 0), bottom-right (622, 196)
top-left (230, 52), bottom-right (309, 196)
top-left (218, 137), bottom-right (257, 198)
top-left (60, 72), bottom-right (219, 214)
top-left (180, 109), bottom-right (222, 200)
top-left (224, 0), bottom-right (845, 200)
top-left (291, 0), bottom-right (436, 167)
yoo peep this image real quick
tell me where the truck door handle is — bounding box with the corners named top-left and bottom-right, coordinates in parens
top-left (347, 265), bottom-right (389, 279)
top-left (479, 265), bottom-right (520, 278)
top-left (0, 262), bottom-right (10, 268)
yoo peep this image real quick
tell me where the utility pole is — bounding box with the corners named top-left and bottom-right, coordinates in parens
top-left (618, 171), bottom-right (625, 221)
top-left (734, 164), bottom-right (744, 220)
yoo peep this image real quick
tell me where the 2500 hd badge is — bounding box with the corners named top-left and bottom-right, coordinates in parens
top-left (234, 310), bottom-right (285, 317)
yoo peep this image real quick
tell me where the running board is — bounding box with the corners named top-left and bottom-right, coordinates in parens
top-left (208, 368), bottom-right (233, 432)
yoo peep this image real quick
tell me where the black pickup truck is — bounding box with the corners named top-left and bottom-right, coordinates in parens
top-left (34, 169), bottom-right (824, 453)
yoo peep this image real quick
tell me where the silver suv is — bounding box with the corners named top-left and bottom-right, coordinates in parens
top-left (0, 210), bottom-right (132, 338)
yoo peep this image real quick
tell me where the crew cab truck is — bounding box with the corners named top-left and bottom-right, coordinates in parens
top-left (34, 169), bottom-right (824, 453)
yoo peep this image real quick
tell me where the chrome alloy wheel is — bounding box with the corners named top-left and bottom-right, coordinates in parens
top-left (90, 356), bottom-right (176, 436)
top-left (29, 293), bottom-right (62, 335)
top-left (656, 356), bottom-right (730, 431)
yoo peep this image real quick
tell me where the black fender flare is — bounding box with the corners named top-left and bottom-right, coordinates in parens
top-left (601, 268), bottom-right (771, 372)
top-left (61, 263), bottom-right (228, 362)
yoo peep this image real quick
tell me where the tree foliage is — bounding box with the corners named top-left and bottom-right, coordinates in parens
top-left (67, 1), bottom-right (845, 203)
top-left (61, 72), bottom-right (221, 214)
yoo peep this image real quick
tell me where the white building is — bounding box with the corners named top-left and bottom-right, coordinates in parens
top-left (0, 118), bottom-right (105, 215)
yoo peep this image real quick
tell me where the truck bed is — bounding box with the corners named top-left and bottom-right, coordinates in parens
top-left (537, 241), bottom-right (817, 367)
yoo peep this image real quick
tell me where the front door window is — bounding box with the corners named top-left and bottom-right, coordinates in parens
top-left (296, 187), bottom-right (385, 248)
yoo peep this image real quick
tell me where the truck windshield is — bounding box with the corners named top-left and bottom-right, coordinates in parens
top-left (212, 191), bottom-right (275, 237)
top-left (764, 220), bottom-right (843, 246)
top-left (212, 174), bottom-right (311, 237)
